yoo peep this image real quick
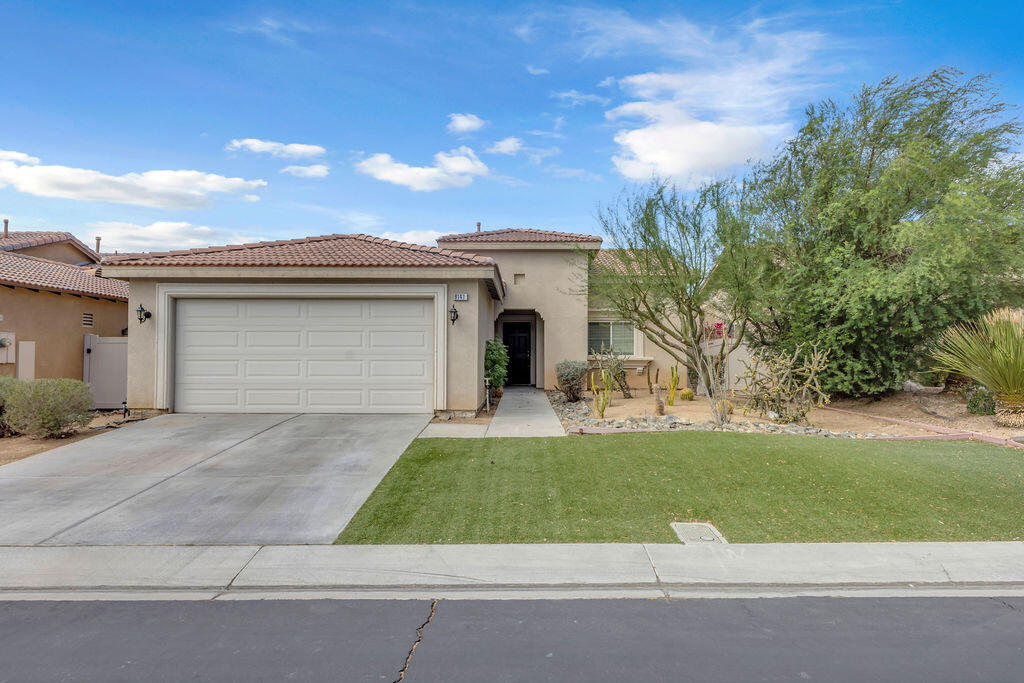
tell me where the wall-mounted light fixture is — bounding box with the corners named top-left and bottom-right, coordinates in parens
top-left (136, 304), bottom-right (152, 324)
top-left (448, 304), bottom-right (459, 325)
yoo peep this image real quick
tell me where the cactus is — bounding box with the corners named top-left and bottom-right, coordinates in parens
top-left (646, 364), bottom-right (653, 395)
top-left (666, 365), bottom-right (680, 405)
top-left (679, 387), bottom-right (695, 401)
top-left (653, 386), bottom-right (665, 415)
top-left (591, 369), bottom-right (612, 418)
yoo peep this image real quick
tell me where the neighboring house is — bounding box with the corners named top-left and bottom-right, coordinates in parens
top-left (0, 228), bottom-right (129, 385)
top-left (102, 228), bottom-right (681, 415)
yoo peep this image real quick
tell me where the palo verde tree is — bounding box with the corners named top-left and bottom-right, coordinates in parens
top-left (742, 68), bottom-right (1024, 397)
top-left (586, 180), bottom-right (761, 421)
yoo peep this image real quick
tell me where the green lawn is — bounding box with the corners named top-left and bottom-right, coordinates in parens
top-left (335, 433), bottom-right (1024, 544)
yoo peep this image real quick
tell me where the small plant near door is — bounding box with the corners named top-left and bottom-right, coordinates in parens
top-left (555, 360), bottom-right (589, 402)
top-left (484, 338), bottom-right (509, 400)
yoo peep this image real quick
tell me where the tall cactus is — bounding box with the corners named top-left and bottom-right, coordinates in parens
top-left (591, 369), bottom-right (612, 418)
top-left (666, 365), bottom-right (680, 406)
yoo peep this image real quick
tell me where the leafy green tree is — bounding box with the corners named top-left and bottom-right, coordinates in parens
top-left (587, 180), bottom-right (760, 416)
top-left (743, 69), bottom-right (1024, 396)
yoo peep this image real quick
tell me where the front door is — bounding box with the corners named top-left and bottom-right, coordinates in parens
top-left (503, 321), bottom-right (532, 385)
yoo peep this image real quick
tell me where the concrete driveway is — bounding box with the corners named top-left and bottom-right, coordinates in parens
top-left (0, 413), bottom-right (429, 545)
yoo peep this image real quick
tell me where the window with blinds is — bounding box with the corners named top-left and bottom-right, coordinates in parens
top-left (588, 321), bottom-right (634, 355)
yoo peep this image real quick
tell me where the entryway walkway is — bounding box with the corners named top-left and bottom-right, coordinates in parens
top-left (485, 386), bottom-right (565, 437)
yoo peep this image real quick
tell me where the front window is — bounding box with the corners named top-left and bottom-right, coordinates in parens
top-left (588, 321), bottom-right (634, 355)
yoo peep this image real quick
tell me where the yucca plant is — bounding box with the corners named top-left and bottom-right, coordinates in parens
top-left (932, 308), bottom-right (1024, 427)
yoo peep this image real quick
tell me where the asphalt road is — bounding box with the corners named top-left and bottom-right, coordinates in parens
top-left (1, 597), bottom-right (1022, 682)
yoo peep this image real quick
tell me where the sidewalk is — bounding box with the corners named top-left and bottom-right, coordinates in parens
top-left (3, 542), bottom-right (1024, 600)
top-left (484, 386), bottom-right (565, 437)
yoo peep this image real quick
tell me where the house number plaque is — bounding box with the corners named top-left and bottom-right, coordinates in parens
top-left (453, 293), bottom-right (469, 301)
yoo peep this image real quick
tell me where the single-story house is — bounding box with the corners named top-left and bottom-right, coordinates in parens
top-left (0, 226), bottom-right (129, 382)
top-left (101, 228), bottom-right (680, 414)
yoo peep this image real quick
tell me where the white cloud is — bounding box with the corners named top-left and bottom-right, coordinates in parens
top-left (355, 146), bottom-right (489, 192)
top-left (0, 150), bottom-right (40, 165)
top-left (225, 138), bottom-right (326, 159)
top-left (544, 165), bottom-right (604, 182)
top-left (486, 137), bottom-right (524, 155)
top-left (597, 76), bottom-right (617, 88)
top-left (552, 89), bottom-right (610, 107)
top-left (87, 221), bottom-right (264, 252)
top-left (567, 8), bottom-right (716, 59)
top-left (526, 65), bottom-right (549, 75)
top-left (280, 163), bottom-right (330, 178)
top-left (0, 153), bottom-right (266, 209)
top-left (446, 113), bottom-right (486, 134)
top-left (228, 17), bottom-right (316, 45)
top-left (242, 194), bottom-right (261, 202)
top-left (378, 229), bottom-right (446, 247)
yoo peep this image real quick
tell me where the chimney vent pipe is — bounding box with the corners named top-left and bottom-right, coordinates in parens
top-left (95, 236), bottom-right (102, 253)
top-left (2, 219), bottom-right (7, 238)
top-left (476, 221), bottom-right (481, 232)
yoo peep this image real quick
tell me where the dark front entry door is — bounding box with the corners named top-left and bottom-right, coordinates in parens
top-left (503, 322), bottom-right (532, 385)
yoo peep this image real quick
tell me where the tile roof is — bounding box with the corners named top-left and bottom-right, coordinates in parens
top-left (102, 233), bottom-right (499, 268)
top-left (437, 228), bottom-right (603, 243)
top-left (0, 251), bottom-right (128, 300)
top-left (0, 231), bottom-right (100, 262)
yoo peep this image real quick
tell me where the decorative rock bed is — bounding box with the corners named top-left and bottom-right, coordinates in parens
top-left (546, 391), bottom-right (900, 440)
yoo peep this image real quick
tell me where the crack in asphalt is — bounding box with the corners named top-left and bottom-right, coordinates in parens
top-left (395, 599), bottom-right (438, 682)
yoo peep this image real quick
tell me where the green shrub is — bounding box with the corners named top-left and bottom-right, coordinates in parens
top-left (4, 378), bottom-right (94, 438)
top-left (0, 376), bottom-right (21, 436)
top-left (484, 338), bottom-right (509, 388)
top-left (555, 360), bottom-right (589, 402)
top-left (966, 386), bottom-right (996, 415)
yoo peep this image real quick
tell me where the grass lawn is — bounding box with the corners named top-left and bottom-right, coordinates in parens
top-left (336, 433), bottom-right (1024, 544)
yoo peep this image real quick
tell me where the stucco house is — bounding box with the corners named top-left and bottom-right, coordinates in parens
top-left (102, 228), bottom-right (679, 414)
top-left (0, 225), bottom-right (128, 382)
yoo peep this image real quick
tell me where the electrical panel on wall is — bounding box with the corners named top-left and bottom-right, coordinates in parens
top-left (0, 331), bottom-right (15, 364)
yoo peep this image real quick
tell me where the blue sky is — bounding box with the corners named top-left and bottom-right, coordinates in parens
top-left (1, 0), bottom-right (1021, 252)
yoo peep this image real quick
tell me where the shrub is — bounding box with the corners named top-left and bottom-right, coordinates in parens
top-left (966, 385), bottom-right (996, 415)
top-left (555, 360), bottom-right (589, 402)
top-left (0, 376), bottom-right (20, 436)
top-left (3, 378), bottom-right (94, 438)
top-left (933, 308), bottom-right (1024, 427)
top-left (484, 338), bottom-right (509, 388)
top-left (739, 344), bottom-right (830, 424)
top-left (678, 387), bottom-right (695, 401)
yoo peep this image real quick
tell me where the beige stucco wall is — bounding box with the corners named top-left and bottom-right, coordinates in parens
top-left (476, 248), bottom-right (590, 389)
top-left (16, 242), bottom-right (94, 265)
top-left (122, 276), bottom-right (495, 413)
top-left (0, 287), bottom-right (126, 379)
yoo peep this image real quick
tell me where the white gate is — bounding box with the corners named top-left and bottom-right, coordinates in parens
top-left (83, 334), bottom-right (127, 410)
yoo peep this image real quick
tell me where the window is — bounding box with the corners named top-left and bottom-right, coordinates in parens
top-left (81, 313), bottom-right (94, 328)
top-left (588, 321), bottom-right (634, 355)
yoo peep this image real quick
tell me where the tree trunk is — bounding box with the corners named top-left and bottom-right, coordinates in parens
top-left (995, 394), bottom-right (1024, 428)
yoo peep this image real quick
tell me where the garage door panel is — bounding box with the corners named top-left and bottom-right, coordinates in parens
top-left (175, 298), bottom-right (434, 413)
top-left (307, 330), bottom-right (363, 349)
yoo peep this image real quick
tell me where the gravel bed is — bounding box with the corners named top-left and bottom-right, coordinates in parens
top-left (546, 391), bottom-right (902, 439)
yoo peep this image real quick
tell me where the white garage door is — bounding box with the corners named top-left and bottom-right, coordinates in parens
top-left (174, 298), bottom-right (435, 413)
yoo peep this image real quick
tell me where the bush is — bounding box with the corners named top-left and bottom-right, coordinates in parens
top-left (739, 345), bottom-right (830, 424)
top-left (0, 376), bottom-right (20, 436)
top-left (555, 360), bottom-right (589, 402)
top-left (933, 308), bottom-right (1024, 426)
top-left (3, 378), bottom-right (94, 438)
top-left (966, 386), bottom-right (996, 415)
top-left (484, 338), bottom-right (509, 389)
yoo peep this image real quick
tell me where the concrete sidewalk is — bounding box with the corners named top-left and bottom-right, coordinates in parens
top-left (3, 542), bottom-right (1024, 600)
top-left (484, 386), bottom-right (565, 437)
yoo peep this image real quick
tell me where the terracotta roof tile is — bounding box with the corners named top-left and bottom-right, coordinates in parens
top-left (102, 233), bottom-right (498, 268)
top-left (0, 251), bottom-right (128, 300)
top-left (0, 231), bottom-right (100, 262)
top-left (437, 228), bottom-right (603, 243)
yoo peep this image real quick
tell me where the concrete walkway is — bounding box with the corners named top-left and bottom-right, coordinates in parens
top-left (484, 386), bottom-right (565, 437)
top-left (3, 542), bottom-right (1024, 600)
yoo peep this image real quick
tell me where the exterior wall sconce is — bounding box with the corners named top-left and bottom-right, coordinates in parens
top-left (448, 305), bottom-right (459, 325)
top-left (136, 304), bottom-right (152, 324)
